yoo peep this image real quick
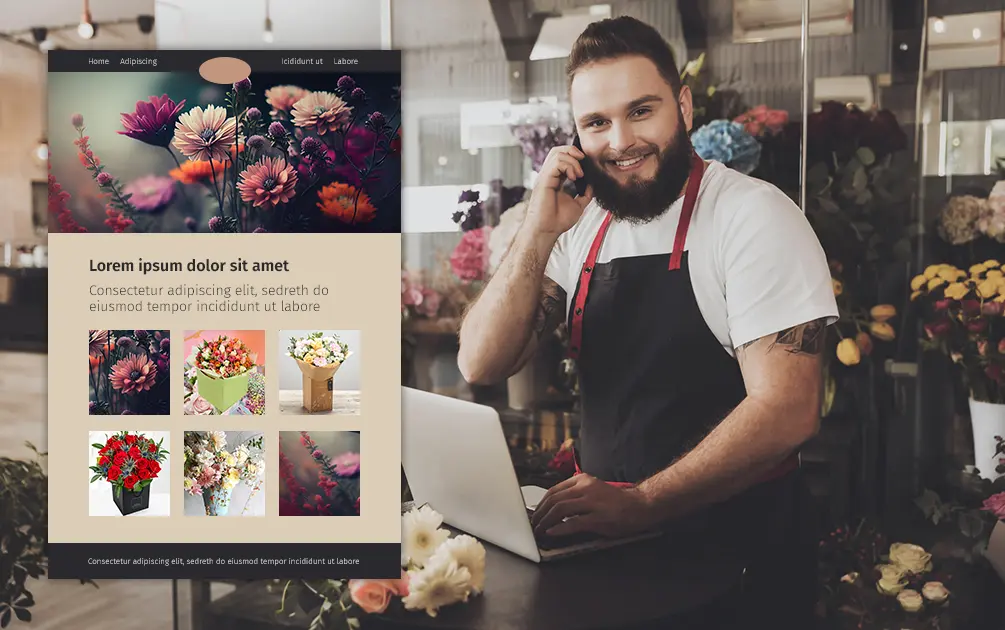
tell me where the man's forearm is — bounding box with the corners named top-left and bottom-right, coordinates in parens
top-left (457, 224), bottom-right (559, 384)
top-left (635, 396), bottom-right (817, 524)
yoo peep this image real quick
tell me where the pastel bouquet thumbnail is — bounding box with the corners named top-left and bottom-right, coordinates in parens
top-left (183, 431), bottom-right (265, 516)
top-left (191, 335), bottom-right (258, 411)
top-left (89, 431), bottom-right (168, 516)
top-left (286, 332), bottom-right (352, 413)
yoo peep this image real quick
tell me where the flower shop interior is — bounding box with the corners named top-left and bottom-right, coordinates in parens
top-left (2, 0), bottom-right (1005, 628)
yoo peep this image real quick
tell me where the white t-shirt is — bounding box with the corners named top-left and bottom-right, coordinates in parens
top-left (544, 160), bottom-right (839, 356)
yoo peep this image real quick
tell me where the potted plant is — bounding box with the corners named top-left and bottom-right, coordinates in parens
top-left (89, 431), bottom-right (168, 516)
top-left (2, 443), bottom-right (98, 626)
top-left (910, 261), bottom-right (1005, 479)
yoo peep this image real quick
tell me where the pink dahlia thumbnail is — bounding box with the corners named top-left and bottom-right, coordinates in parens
top-left (172, 105), bottom-right (237, 162)
top-left (237, 157), bottom-right (299, 209)
top-left (109, 354), bottom-right (157, 395)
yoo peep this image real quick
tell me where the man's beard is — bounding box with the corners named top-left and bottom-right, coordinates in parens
top-left (583, 123), bottom-right (694, 224)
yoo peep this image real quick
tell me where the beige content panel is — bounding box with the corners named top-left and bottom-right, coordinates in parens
top-left (48, 233), bottom-right (400, 544)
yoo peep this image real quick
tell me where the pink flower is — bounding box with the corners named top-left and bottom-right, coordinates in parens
top-left (237, 157), bottom-right (299, 209)
top-left (291, 91), bottom-right (353, 135)
top-left (417, 289), bottom-right (441, 318)
top-left (118, 95), bottom-right (186, 147)
top-left (264, 85), bottom-right (308, 115)
top-left (123, 175), bottom-right (176, 212)
top-left (734, 105), bottom-right (789, 137)
top-left (332, 452), bottom-right (360, 476)
top-left (109, 354), bottom-right (157, 395)
top-left (348, 571), bottom-right (410, 614)
top-left (450, 227), bottom-right (490, 283)
top-left (172, 104), bottom-right (237, 162)
top-left (983, 492), bottom-right (1005, 520)
top-left (185, 395), bottom-right (214, 415)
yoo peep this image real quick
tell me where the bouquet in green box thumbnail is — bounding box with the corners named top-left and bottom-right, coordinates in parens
top-left (192, 334), bottom-right (257, 412)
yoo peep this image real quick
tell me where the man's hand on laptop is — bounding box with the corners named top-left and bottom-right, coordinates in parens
top-left (530, 474), bottom-right (657, 539)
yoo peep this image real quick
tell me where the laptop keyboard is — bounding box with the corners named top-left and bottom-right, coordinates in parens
top-left (526, 507), bottom-right (603, 551)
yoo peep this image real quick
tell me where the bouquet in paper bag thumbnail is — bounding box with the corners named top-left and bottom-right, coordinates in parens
top-left (47, 71), bottom-right (401, 233)
top-left (88, 330), bottom-right (171, 415)
top-left (184, 330), bottom-right (266, 415)
top-left (285, 331), bottom-right (352, 413)
top-left (88, 430), bottom-right (169, 516)
top-left (279, 431), bottom-right (360, 516)
top-left (183, 431), bottom-right (265, 516)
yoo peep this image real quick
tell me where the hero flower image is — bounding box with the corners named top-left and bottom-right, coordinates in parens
top-left (88, 330), bottom-right (171, 415)
top-left (47, 70), bottom-right (401, 233)
top-left (183, 330), bottom-right (266, 415)
top-left (88, 430), bottom-right (169, 516)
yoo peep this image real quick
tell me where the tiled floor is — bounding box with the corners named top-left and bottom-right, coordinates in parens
top-left (0, 351), bottom-right (199, 629)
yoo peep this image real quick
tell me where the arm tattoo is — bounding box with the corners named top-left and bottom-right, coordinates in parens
top-left (767, 318), bottom-right (827, 355)
top-left (533, 279), bottom-right (567, 337)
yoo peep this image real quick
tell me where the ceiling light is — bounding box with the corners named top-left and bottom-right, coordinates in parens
top-left (437, 156), bottom-right (448, 166)
top-left (34, 140), bottom-right (48, 163)
top-left (973, 28), bottom-right (982, 40)
top-left (137, 15), bottom-right (155, 35)
top-left (933, 18), bottom-right (946, 34)
top-left (263, 18), bottom-right (274, 43)
top-left (899, 43), bottom-right (908, 51)
top-left (78, 0), bottom-right (96, 39)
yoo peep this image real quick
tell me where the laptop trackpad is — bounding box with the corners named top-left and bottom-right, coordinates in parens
top-left (521, 485), bottom-right (547, 510)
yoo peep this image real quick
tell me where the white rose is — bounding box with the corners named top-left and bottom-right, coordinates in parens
top-left (922, 581), bottom-right (949, 604)
top-left (889, 542), bottom-right (932, 574)
top-left (897, 589), bottom-right (924, 612)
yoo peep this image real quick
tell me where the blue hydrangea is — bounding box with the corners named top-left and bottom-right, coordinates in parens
top-left (691, 120), bottom-right (762, 175)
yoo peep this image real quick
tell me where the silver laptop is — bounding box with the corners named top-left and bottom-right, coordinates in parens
top-left (401, 386), bottom-right (658, 563)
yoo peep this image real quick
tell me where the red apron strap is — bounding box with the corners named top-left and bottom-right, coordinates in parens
top-left (667, 153), bottom-right (706, 271)
top-left (566, 211), bottom-right (613, 360)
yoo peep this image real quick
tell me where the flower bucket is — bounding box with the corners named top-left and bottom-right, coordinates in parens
top-left (203, 484), bottom-right (234, 516)
top-left (986, 520), bottom-right (1005, 585)
top-left (197, 369), bottom-right (252, 412)
top-left (113, 483), bottom-right (150, 516)
top-left (295, 353), bottom-right (350, 413)
top-left (968, 399), bottom-right (1005, 480)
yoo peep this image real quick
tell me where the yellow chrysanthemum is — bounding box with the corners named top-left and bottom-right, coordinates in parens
top-left (832, 279), bottom-right (843, 296)
top-left (923, 265), bottom-right (943, 279)
top-left (910, 290), bottom-right (922, 301)
top-left (977, 280), bottom-right (998, 299)
top-left (944, 282), bottom-right (969, 300)
top-left (970, 263), bottom-right (988, 276)
top-left (984, 259), bottom-right (1000, 268)
top-left (910, 274), bottom-right (928, 292)
top-left (927, 277), bottom-right (946, 291)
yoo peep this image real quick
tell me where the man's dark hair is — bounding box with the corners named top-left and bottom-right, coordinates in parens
top-left (566, 17), bottom-right (682, 96)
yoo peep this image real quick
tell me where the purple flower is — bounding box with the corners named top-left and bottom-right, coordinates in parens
top-left (121, 410), bottom-right (135, 415)
top-left (88, 401), bottom-right (96, 412)
top-left (246, 107), bottom-right (262, 121)
top-left (337, 76), bottom-right (356, 92)
top-left (184, 217), bottom-right (197, 231)
top-left (458, 190), bottom-right (479, 203)
top-left (247, 135), bottom-right (266, 150)
top-left (253, 227), bottom-right (267, 233)
top-left (123, 175), bottom-right (175, 212)
top-left (160, 338), bottom-right (170, 351)
top-left (351, 87), bottom-right (365, 101)
top-left (96, 172), bottom-right (112, 186)
top-left (312, 449), bottom-right (324, 460)
top-left (268, 122), bottom-right (287, 138)
top-left (234, 78), bottom-right (252, 92)
top-left (331, 452), bottom-right (360, 477)
top-left (208, 216), bottom-right (222, 232)
top-left (367, 111), bottom-right (386, 130)
top-left (116, 337), bottom-right (136, 349)
top-left (117, 94), bottom-right (187, 148)
top-left (134, 330), bottom-right (148, 340)
top-left (71, 113), bottom-right (84, 129)
top-left (300, 137), bottom-right (324, 158)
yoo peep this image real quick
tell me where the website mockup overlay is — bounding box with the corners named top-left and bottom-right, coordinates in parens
top-left (45, 50), bottom-right (402, 579)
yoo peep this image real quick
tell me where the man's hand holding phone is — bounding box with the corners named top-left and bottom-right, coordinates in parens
top-left (526, 143), bottom-right (594, 239)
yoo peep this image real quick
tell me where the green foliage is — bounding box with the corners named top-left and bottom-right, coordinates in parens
top-left (0, 443), bottom-right (97, 627)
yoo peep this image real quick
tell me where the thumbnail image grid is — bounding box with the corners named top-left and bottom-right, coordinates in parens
top-left (88, 330), bottom-right (171, 415)
top-left (279, 431), bottom-right (360, 516)
top-left (182, 431), bottom-right (265, 517)
top-left (88, 430), bottom-right (170, 517)
top-left (183, 330), bottom-right (266, 415)
top-left (48, 70), bottom-right (401, 233)
top-left (279, 330), bottom-right (361, 415)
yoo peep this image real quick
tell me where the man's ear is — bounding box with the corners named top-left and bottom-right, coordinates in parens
top-left (677, 84), bottom-right (694, 132)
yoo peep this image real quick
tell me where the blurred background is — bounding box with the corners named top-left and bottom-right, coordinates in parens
top-left (3, 0), bottom-right (1005, 628)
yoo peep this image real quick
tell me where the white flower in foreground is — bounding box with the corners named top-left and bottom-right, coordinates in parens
top-left (402, 555), bottom-right (472, 617)
top-left (429, 534), bottom-right (486, 593)
top-left (403, 505), bottom-right (450, 568)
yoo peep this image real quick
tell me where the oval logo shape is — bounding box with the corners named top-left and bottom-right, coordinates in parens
top-left (198, 57), bottom-right (252, 85)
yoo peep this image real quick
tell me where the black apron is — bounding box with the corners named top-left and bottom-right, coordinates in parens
top-left (565, 154), bottom-right (816, 627)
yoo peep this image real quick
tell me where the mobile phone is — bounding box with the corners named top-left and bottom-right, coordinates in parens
top-left (570, 134), bottom-right (589, 197)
